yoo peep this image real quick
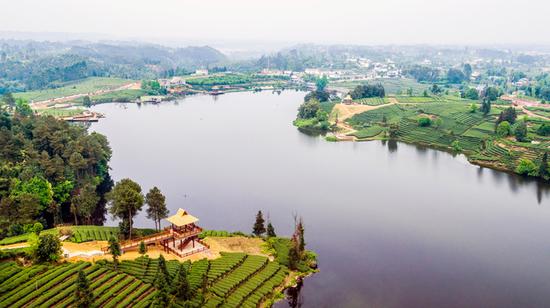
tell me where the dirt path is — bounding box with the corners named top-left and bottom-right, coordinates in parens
top-left (519, 105), bottom-right (550, 121)
top-left (330, 102), bottom-right (395, 140)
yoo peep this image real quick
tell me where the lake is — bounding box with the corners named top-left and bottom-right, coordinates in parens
top-left (91, 91), bottom-right (550, 308)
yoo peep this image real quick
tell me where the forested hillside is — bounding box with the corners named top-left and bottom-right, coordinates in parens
top-left (0, 107), bottom-right (113, 237)
top-left (0, 40), bottom-right (227, 93)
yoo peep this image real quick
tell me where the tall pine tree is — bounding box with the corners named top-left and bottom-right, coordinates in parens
top-left (108, 236), bottom-right (121, 271)
top-left (540, 152), bottom-right (549, 179)
top-left (74, 270), bottom-right (93, 308)
top-left (252, 210), bottom-right (266, 237)
top-left (173, 263), bottom-right (191, 300)
top-left (267, 221), bottom-right (276, 237)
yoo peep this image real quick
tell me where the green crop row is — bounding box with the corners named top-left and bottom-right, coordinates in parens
top-left (117, 283), bottom-right (153, 307)
top-left (103, 279), bottom-right (143, 308)
top-left (222, 262), bottom-right (282, 307)
top-left (207, 253), bottom-right (246, 282)
top-left (10, 262), bottom-right (90, 308)
top-left (240, 268), bottom-right (288, 308)
top-left (30, 265), bottom-right (100, 307)
top-left (210, 256), bottom-right (268, 297)
top-left (95, 276), bottom-right (135, 306)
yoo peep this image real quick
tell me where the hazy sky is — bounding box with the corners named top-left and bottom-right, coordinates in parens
top-left (1, 0), bottom-right (549, 46)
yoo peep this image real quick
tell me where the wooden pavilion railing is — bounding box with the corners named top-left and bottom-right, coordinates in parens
top-left (100, 226), bottom-right (204, 253)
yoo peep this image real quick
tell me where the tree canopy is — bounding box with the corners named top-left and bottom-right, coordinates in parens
top-left (145, 187), bottom-right (168, 231)
top-left (0, 110), bottom-right (112, 236)
top-left (107, 178), bottom-right (144, 240)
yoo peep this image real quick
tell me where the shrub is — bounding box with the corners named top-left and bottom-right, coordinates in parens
top-left (496, 121), bottom-right (511, 137)
top-left (516, 158), bottom-right (538, 176)
top-left (513, 121), bottom-right (528, 142)
top-left (537, 123), bottom-right (550, 136)
top-left (33, 233), bottom-right (61, 263)
top-left (418, 117), bottom-right (432, 127)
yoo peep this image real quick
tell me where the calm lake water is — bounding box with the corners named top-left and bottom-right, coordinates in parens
top-left (91, 91), bottom-right (550, 308)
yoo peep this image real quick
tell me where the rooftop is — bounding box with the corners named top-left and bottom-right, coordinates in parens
top-left (166, 208), bottom-right (199, 227)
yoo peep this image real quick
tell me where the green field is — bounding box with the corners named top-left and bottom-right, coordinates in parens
top-left (355, 97), bottom-right (390, 106)
top-left (14, 77), bottom-right (134, 102)
top-left (0, 226), bottom-right (156, 245)
top-left (74, 89), bottom-right (148, 104)
top-left (332, 78), bottom-right (429, 95)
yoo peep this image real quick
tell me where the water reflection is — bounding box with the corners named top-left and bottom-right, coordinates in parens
top-left (387, 139), bottom-right (398, 153)
top-left (284, 279), bottom-right (304, 308)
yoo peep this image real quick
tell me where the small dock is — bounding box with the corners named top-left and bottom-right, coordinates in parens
top-left (62, 111), bottom-right (103, 123)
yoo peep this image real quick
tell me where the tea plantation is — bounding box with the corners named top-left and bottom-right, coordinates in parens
top-left (0, 252), bottom-right (289, 308)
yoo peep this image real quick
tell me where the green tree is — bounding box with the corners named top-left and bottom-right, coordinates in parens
top-left (480, 98), bottom-right (491, 115)
top-left (74, 269), bottom-right (93, 308)
top-left (496, 121), bottom-right (511, 137)
top-left (418, 117), bottom-right (432, 127)
top-left (297, 218), bottom-right (305, 254)
top-left (516, 158), bottom-right (538, 176)
top-left (82, 96), bottom-right (92, 108)
top-left (482, 87), bottom-right (501, 101)
top-left (71, 183), bottom-right (99, 225)
top-left (139, 241), bottom-right (147, 256)
top-left (33, 222), bottom-right (43, 235)
top-left (447, 68), bottom-right (466, 84)
top-left (153, 274), bottom-right (171, 307)
top-left (430, 84), bottom-right (442, 95)
top-left (406, 87), bottom-right (413, 96)
top-left (108, 236), bottom-right (121, 270)
top-left (173, 263), bottom-right (190, 300)
top-left (15, 99), bottom-right (33, 116)
top-left (108, 178), bottom-right (144, 240)
top-left (145, 187), bottom-right (168, 231)
top-left (452, 140), bottom-right (462, 152)
top-left (497, 108), bottom-right (517, 125)
top-left (288, 234), bottom-right (300, 271)
top-left (463, 63), bottom-right (473, 80)
top-left (465, 88), bottom-right (479, 100)
top-left (539, 152), bottom-right (549, 179)
top-left (2, 93), bottom-right (16, 110)
top-left (267, 221), bottom-right (276, 237)
top-left (537, 123), bottom-right (550, 136)
top-left (315, 76), bottom-right (328, 92)
top-left (513, 121), bottom-right (528, 142)
top-left (297, 99), bottom-right (320, 119)
top-left (252, 210), bottom-right (266, 237)
top-left (469, 103), bottom-right (477, 113)
top-left (10, 177), bottom-right (54, 211)
top-left (34, 233), bottom-right (61, 263)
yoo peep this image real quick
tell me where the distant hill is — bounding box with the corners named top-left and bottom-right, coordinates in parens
top-left (0, 40), bottom-right (227, 93)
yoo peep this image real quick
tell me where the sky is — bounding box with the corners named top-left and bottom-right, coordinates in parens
top-left (1, 0), bottom-right (549, 47)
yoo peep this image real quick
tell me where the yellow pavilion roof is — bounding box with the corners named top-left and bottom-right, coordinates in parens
top-left (165, 208), bottom-right (199, 226)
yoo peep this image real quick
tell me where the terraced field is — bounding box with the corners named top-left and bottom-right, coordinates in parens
top-left (343, 98), bottom-right (550, 176)
top-left (355, 97), bottom-right (390, 106)
top-left (0, 252), bottom-right (289, 308)
top-left (0, 261), bottom-right (156, 308)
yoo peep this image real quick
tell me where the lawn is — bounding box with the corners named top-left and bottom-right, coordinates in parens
top-left (14, 77), bottom-right (134, 102)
